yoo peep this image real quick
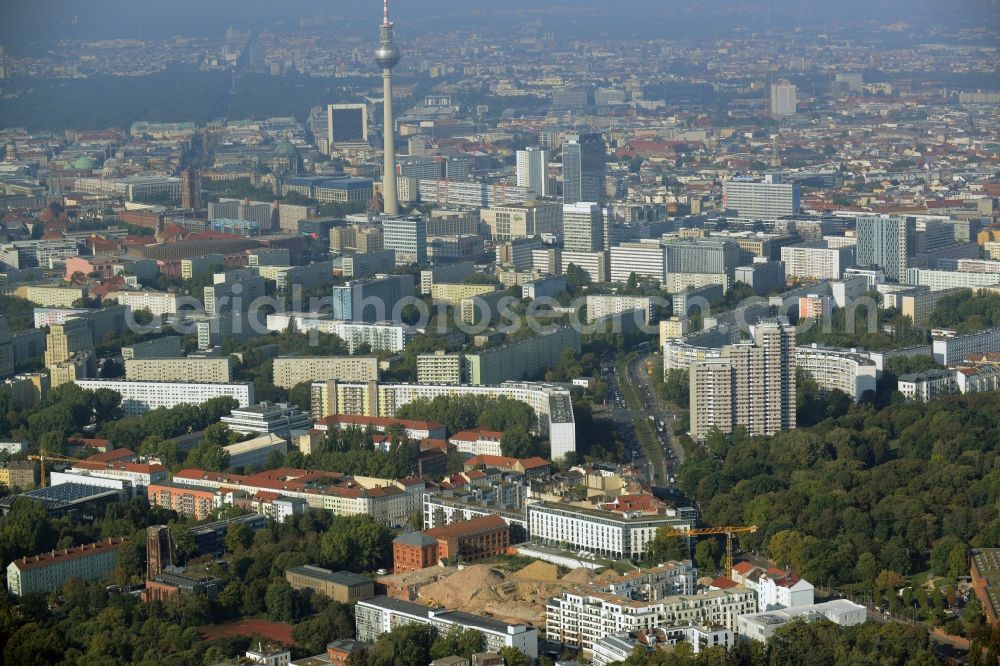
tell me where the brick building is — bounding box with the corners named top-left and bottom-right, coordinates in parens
top-left (392, 515), bottom-right (509, 573)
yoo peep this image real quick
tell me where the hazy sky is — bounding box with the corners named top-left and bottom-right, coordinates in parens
top-left (0, 0), bottom-right (997, 48)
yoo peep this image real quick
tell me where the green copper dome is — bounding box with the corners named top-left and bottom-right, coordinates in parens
top-left (72, 156), bottom-right (100, 170)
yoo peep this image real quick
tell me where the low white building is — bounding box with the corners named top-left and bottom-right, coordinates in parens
top-left (223, 433), bottom-right (288, 470)
top-left (737, 600), bottom-right (867, 642)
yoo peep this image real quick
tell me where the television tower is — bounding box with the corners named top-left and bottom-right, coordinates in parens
top-left (375, 0), bottom-right (401, 215)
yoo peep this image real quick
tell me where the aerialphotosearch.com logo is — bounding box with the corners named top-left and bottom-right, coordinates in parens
top-left (123, 283), bottom-right (884, 343)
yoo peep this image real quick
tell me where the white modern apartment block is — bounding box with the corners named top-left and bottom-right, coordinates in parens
top-left (609, 242), bottom-right (667, 283)
top-left (527, 502), bottom-right (693, 560)
top-left (932, 327), bottom-right (1000, 365)
top-left (220, 402), bottom-right (312, 437)
top-left (586, 294), bottom-right (653, 324)
top-left (107, 290), bottom-right (185, 317)
top-left (561, 250), bottom-right (608, 283)
top-left (124, 357), bottom-right (232, 383)
top-left (7, 537), bottom-right (127, 596)
top-left (737, 600), bottom-right (867, 642)
top-left (378, 382), bottom-right (577, 460)
top-left (272, 356), bottom-right (379, 388)
top-left (265, 315), bottom-right (416, 353)
top-left (780, 242), bottom-right (853, 281)
top-left (769, 81), bottom-right (797, 117)
top-left (547, 586), bottom-right (754, 655)
top-left (356, 596), bottom-right (538, 659)
top-left (74, 379), bottom-right (254, 416)
top-left (592, 626), bottom-right (734, 665)
top-left (795, 345), bottom-right (877, 400)
top-left (448, 428), bottom-right (503, 457)
top-left (223, 433), bottom-right (288, 470)
top-left (904, 268), bottom-right (1000, 292)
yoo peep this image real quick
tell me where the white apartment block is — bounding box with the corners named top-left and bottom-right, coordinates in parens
top-left (74, 379), bottom-right (253, 416)
top-left (272, 356), bottom-right (379, 388)
top-left (586, 294), bottom-right (653, 324)
top-left (124, 357), bottom-right (232, 383)
top-left (904, 268), bottom-right (1000, 292)
top-left (780, 242), bottom-right (853, 281)
top-left (932, 327), bottom-right (1000, 365)
top-left (794, 345), bottom-right (877, 400)
top-left (527, 502), bottom-right (693, 560)
top-left (609, 242), bottom-right (667, 284)
top-left (356, 596), bottom-right (538, 659)
top-left (561, 250), bottom-right (608, 283)
top-left (7, 537), bottom-right (126, 596)
top-left (547, 586), bottom-right (755, 655)
top-left (448, 429), bottom-right (503, 457)
top-left (107, 290), bottom-right (185, 317)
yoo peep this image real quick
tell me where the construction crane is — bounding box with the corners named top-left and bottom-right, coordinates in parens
top-left (27, 450), bottom-right (86, 488)
top-left (662, 526), bottom-right (758, 575)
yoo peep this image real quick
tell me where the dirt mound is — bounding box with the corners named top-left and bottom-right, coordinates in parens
top-left (561, 567), bottom-right (599, 585)
top-left (512, 560), bottom-right (560, 582)
top-left (418, 565), bottom-right (505, 608)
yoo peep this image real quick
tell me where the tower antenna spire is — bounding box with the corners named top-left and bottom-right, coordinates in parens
top-left (383, 0), bottom-right (390, 24)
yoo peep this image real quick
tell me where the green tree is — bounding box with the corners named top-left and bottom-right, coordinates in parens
top-left (694, 539), bottom-right (720, 575)
top-left (498, 646), bottom-right (531, 666)
top-left (500, 429), bottom-right (537, 458)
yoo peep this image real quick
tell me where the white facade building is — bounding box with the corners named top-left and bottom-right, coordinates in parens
top-left (737, 600), bottom-right (867, 642)
top-left (780, 242), bottom-right (853, 281)
top-left (74, 379), bottom-right (253, 415)
top-left (794, 345), bottom-right (877, 400)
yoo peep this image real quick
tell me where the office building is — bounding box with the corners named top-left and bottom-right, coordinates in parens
top-left (780, 242), bottom-right (853, 281)
top-left (480, 201), bottom-right (562, 242)
top-left (563, 202), bottom-right (603, 253)
top-left (314, 178), bottom-right (374, 204)
top-left (220, 402), bottom-right (312, 437)
top-left (560, 250), bottom-right (608, 283)
top-left (722, 180), bottom-right (800, 220)
top-left (204, 270), bottom-right (266, 316)
top-left (327, 103), bottom-right (368, 146)
top-left (224, 433), bottom-right (288, 470)
top-left (516, 147), bottom-right (550, 196)
top-left (107, 290), bottom-right (184, 317)
top-left (735, 261), bottom-right (786, 295)
top-left (904, 268), bottom-right (1000, 292)
top-left (332, 274), bottom-right (415, 322)
top-left (382, 215), bottom-right (427, 264)
top-left (528, 502), bottom-right (693, 560)
top-left (74, 379), bottom-right (254, 416)
top-left (273, 356), bottom-right (379, 388)
top-left (6, 537), bottom-right (127, 596)
top-left (332, 320), bottom-right (415, 353)
top-left (392, 515), bottom-right (509, 573)
top-left (356, 596), bottom-right (537, 659)
top-left (418, 179), bottom-right (529, 209)
top-left (496, 238), bottom-right (546, 270)
top-left (523, 275), bottom-right (566, 300)
top-left (431, 282), bottom-right (498, 305)
top-left (562, 133), bottom-right (607, 204)
top-left (125, 357), bottom-right (232, 383)
top-left (738, 600), bottom-right (867, 642)
top-left (609, 242), bottom-right (667, 283)
top-left (856, 215), bottom-right (916, 282)
top-left (121, 336), bottom-right (183, 360)
top-left (770, 81), bottom-right (797, 117)
top-left (690, 319), bottom-right (795, 440)
top-left (286, 566), bottom-right (375, 602)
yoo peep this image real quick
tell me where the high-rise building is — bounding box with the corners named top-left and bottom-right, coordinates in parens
top-left (146, 525), bottom-right (173, 579)
top-left (480, 201), bottom-right (562, 242)
top-left (856, 215), bottom-right (916, 282)
top-left (516, 147), bottom-right (550, 196)
top-left (180, 169), bottom-right (201, 210)
top-left (770, 81), bottom-right (797, 117)
top-left (563, 202), bottom-right (604, 253)
top-left (331, 274), bottom-right (416, 322)
top-left (722, 180), bottom-right (800, 219)
top-left (327, 104), bottom-right (369, 147)
top-left (381, 215), bottom-right (427, 264)
top-left (375, 0), bottom-right (402, 215)
top-left (562, 133), bottom-right (606, 204)
top-left (0, 46), bottom-right (7, 81)
top-left (690, 318), bottom-right (796, 440)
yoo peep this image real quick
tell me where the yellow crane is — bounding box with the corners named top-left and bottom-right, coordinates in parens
top-left (662, 525), bottom-right (758, 574)
top-left (27, 450), bottom-right (87, 488)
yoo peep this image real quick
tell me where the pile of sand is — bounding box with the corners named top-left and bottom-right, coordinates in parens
top-left (512, 560), bottom-right (560, 582)
top-left (418, 565), bottom-right (505, 608)
top-left (561, 567), bottom-right (599, 585)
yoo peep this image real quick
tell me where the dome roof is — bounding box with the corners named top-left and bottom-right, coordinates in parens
top-left (273, 140), bottom-right (300, 159)
top-left (72, 156), bottom-right (100, 170)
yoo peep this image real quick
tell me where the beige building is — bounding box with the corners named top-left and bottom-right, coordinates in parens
top-left (460, 290), bottom-right (508, 326)
top-left (416, 351), bottom-right (464, 385)
top-left (331, 224), bottom-right (384, 254)
top-left (7, 537), bottom-right (126, 596)
top-left (285, 566), bottom-right (375, 603)
top-left (0, 460), bottom-right (39, 489)
top-left (45, 319), bottom-right (95, 387)
top-left (430, 282), bottom-right (499, 306)
top-left (125, 357), bottom-right (232, 383)
top-left (659, 318), bottom-right (689, 347)
top-left (1, 373), bottom-right (49, 409)
top-left (273, 356), bottom-right (379, 389)
top-left (690, 319), bottom-right (796, 441)
top-left (310, 380), bottom-right (380, 419)
top-left (17, 285), bottom-right (86, 308)
top-left (106, 290), bottom-right (183, 317)
top-left (479, 201), bottom-right (562, 241)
